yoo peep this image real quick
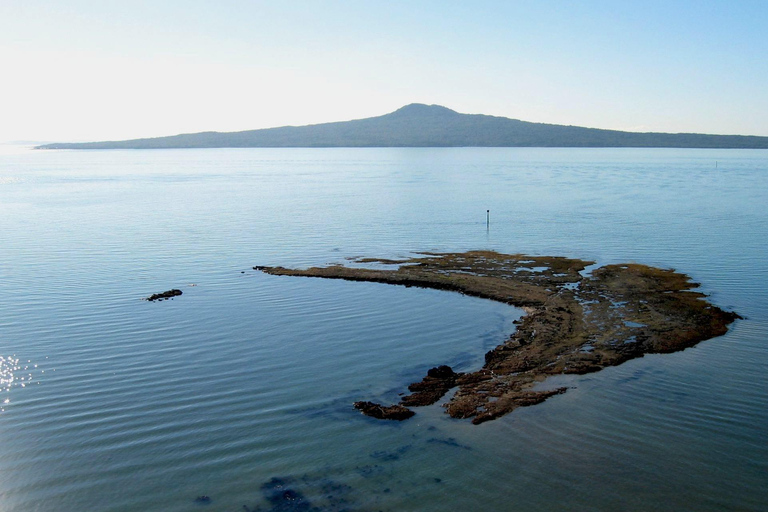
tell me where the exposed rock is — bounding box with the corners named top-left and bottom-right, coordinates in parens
top-left (353, 401), bottom-right (415, 420)
top-left (146, 289), bottom-right (182, 301)
top-left (400, 365), bottom-right (461, 407)
top-left (257, 251), bottom-right (740, 424)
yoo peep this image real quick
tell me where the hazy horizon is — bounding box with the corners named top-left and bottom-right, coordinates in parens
top-left (2, 1), bottom-right (767, 143)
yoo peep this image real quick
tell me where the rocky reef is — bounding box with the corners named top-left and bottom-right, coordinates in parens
top-left (256, 251), bottom-right (739, 424)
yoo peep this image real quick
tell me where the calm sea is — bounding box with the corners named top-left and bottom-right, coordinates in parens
top-left (0, 146), bottom-right (766, 511)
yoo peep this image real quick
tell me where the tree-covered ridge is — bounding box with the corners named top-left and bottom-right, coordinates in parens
top-left (37, 104), bottom-right (768, 149)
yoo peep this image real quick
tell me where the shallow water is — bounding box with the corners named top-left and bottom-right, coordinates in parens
top-left (1, 146), bottom-right (766, 511)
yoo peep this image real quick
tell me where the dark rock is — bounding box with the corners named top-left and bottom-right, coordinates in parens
top-left (146, 289), bottom-right (182, 301)
top-left (259, 477), bottom-right (312, 511)
top-left (427, 365), bottom-right (456, 379)
top-left (260, 477), bottom-right (289, 492)
top-left (400, 365), bottom-right (461, 407)
top-left (353, 401), bottom-right (414, 420)
top-left (426, 437), bottom-right (472, 450)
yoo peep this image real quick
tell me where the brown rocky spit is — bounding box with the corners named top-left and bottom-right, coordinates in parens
top-left (255, 251), bottom-right (740, 424)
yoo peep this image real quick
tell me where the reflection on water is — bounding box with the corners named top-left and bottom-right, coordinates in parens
top-left (0, 355), bottom-right (45, 412)
top-left (0, 147), bottom-right (766, 511)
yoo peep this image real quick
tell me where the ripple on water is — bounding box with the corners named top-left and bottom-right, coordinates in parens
top-left (1, 147), bottom-right (767, 512)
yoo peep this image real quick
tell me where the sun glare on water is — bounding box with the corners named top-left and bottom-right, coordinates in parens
top-left (0, 355), bottom-right (44, 412)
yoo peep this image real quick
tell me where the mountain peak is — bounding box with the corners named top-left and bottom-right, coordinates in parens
top-left (388, 103), bottom-right (459, 117)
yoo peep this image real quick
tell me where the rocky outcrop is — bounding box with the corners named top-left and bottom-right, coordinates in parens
top-left (401, 365), bottom-right (461, 407)
top-left (257, 251), bottom-right (740, 424)
top-left (146, 289), bottom-right (182, 301)
top-left (353, 401), bottom-right (415, 420)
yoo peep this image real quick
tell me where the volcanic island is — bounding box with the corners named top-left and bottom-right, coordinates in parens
top-left (255, 251), bottom-right (739, 424)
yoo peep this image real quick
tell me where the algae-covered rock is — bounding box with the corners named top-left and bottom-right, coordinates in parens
top-left (258, 251), bottom-right (739, 424)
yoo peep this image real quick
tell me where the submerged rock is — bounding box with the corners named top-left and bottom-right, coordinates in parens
top-left (257, 251), bottom-right (740, 424)
top-left (256, 477), bottom-right (312, 512)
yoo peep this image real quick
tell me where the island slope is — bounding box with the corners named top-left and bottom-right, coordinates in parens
top-left (37, 104), bottom-right (768, 149)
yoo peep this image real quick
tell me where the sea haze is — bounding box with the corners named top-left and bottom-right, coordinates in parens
top-left (0, 147), bottom-right (766, 511)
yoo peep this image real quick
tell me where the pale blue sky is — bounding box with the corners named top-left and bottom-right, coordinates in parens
top-left (1, 1), bottom-right (767, 142)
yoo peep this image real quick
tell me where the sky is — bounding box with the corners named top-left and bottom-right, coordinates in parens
top-left (1, 0), bottom-right (767, 143)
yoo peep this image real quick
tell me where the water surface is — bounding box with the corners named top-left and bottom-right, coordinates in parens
top-left (1, 147), bottom-right (766, 511)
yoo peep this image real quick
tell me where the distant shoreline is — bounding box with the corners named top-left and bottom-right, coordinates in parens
top-left (35, 104), bottom-right (768, 150)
